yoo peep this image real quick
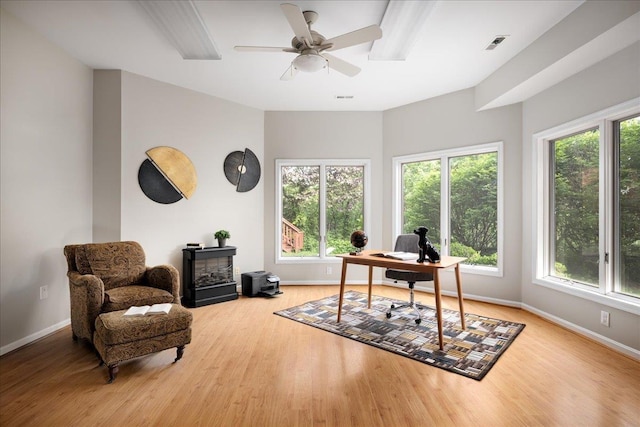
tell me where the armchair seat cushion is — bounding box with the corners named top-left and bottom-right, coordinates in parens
top-left (103, 286), bottom-right (174, 312)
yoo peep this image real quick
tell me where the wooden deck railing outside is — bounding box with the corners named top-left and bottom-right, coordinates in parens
top-left (282, 219), bottom-right (304, 253)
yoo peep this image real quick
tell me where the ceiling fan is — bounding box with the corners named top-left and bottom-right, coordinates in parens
top-left (234, 3), bottom-right (382, 80)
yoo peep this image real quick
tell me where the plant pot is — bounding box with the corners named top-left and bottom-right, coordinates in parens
top-left (217, 238), bottom-right (226, 248)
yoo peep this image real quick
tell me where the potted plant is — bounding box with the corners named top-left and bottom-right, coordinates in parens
top-left (214, 230), bottom-right (230, 248)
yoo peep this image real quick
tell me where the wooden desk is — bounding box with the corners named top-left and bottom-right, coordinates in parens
top-left (336, 251), bottom-right (467, 350)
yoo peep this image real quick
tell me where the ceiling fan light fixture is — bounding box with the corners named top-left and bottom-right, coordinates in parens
top-left (292, 52), bottom-right (328, 72)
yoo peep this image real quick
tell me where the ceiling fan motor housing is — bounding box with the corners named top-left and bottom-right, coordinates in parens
top-left (291, 31), bottom-right (326, 50)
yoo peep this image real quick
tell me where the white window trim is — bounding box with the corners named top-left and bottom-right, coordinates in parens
top-left (392, 141), bottom-right (504, 277)
top-left (275, 158), bottom-right (371, 264)
top-left (531, 97), bottom-right (640, 315)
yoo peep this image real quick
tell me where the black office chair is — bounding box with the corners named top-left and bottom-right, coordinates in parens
top-left (385, 234), bottom-right (433, 324)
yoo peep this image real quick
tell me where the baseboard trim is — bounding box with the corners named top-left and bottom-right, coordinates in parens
top-left (521, 303), bottom-right (640, 361)
top-left (0, 318), bottom-right (70, 356)
top-left (279, 280), bottom-right (371, 286)
top-left (389, 281), bottom-right (523, 308)
top-left (280, 280), bottom-right (522, 307)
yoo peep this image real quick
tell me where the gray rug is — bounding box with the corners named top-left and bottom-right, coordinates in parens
top-left (275, 290), bottom-right (525, 380)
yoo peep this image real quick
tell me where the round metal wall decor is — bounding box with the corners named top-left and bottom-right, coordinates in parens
top-left (138, 146), bottom-right (197, 204)
top-left (224, 148), bottom-right (261, 192)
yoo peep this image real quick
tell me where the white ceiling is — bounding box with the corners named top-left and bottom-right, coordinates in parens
top-left (1, 0), bottom-right (589, 111)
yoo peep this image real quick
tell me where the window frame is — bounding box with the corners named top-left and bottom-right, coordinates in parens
top-left (548, 126), bottom-right (603, 292)
top-left (275, 158), bottom-right (371, 264)
top-left (531, 97), bottom-right (640, 314)
top-left (392, 141), bottom-right (504, 277)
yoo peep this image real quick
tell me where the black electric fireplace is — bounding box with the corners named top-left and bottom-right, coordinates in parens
top-left (182, 246), bottom-right (238, 307)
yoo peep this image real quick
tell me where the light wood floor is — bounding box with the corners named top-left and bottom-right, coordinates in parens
top-left (1, 285), bottom-right (639, 426)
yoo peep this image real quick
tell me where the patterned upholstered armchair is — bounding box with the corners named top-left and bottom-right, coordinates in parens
top-left (63, 241), bottom-right (180, 343)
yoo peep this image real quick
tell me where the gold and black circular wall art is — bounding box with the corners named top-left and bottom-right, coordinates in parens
top-left (138, 146), bottom-right (197, 204)
top-left (224, 148), bottom-right (261, 192)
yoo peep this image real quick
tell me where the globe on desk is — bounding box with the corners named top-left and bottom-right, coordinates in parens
top-left (350, 230), bottom-right (368, 255)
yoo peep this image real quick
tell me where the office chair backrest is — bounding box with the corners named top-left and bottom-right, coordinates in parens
top-left (385, 234), bottom-right (433, 282)
top-left (394, 234), bottom-right (419, 253)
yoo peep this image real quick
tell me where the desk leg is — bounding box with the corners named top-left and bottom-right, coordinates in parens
top-left (434, 269), bottom-right (444, 350)
top-left (367, 266), bottom-right (373, 308)
top-left (455, 263), bottom-right (466, 330)
top-left (337, 259), bottom-right (348, 322)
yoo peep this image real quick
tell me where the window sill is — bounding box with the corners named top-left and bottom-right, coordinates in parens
top-left (460, 264), bottom-right (502, 278)
top-left (534, 276), bottom-right (640, 315)
top-left (277, 257), bottom-right (343, 264)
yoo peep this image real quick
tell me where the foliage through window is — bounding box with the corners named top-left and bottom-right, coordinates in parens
top-left (616, 116), bottom-right (640, 298)
top-left (534, 101), bottom-right (639, 307)
top-left (277, 160), bottom-right (369, 261)
top-left (550, 128), bottom-right (600, 286)
top-left (395, 142), bottom-right (502, 273)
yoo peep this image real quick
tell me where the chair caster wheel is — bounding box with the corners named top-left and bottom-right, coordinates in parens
top-left (390, 304), bottom-right (395, 309)
top-left (415, 318), bottom-right (421, 325)
top-left (386, 312), bottom-right (392, 319)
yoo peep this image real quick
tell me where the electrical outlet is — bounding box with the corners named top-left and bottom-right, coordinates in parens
top-left (326, 266), bottom-right (332, 275)
top-left (234, 266), bottom-right (240, 275)
top-left (39, 285), bottom-right (48, 300)
top-left (600, 310), bottom-right (610, 327)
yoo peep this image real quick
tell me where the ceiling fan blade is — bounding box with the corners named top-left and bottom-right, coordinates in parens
top-left (234, 46), bottom-right (296, 53)
top-left (325, 25), bottom-right (382, 51)
top-left (280, 64), bottom-right (299, 81)
top-left (322, 53), bottom-right (361, 77)
top-left (280, 3), bottom-right (313, 47)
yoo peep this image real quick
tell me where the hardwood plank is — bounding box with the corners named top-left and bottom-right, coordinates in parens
top-left (1, 285), bottom-right (638, 426)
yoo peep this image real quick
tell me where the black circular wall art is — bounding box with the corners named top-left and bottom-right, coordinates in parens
top-left (138, 159), bottom-right (182, 204)
top-left (224, 148), bottom-right (261, 192)
top-left (138, 146), bottom-right (197, 204)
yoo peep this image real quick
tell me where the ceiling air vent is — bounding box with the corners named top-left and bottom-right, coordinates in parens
top-left (485, 35), bottom-right (508, 50)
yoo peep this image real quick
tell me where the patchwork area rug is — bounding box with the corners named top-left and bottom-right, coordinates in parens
top-left (275, 291), bottom-right (525, 380)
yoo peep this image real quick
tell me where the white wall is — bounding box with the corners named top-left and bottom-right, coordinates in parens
top-left (383, 89), bottom-right (523, 304)
top-left (522, 42), bottom-right (640, 352)
top-left (264, 111), bottom-right (384, 283)
top-left (119, 72), bottom-right (265, 277)
top-left (93, 70), bottom-right (121, 242)
top-left (0, 8), bottom-right (93, 353)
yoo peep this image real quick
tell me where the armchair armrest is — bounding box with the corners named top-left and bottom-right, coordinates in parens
top-left (145, 265), bottom-right (180, 302)
top-left (67, 271), bottom-right (104, 341)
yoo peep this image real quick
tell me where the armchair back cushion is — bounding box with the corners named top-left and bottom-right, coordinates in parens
top-left (74, 242), bottom-right (146, 290)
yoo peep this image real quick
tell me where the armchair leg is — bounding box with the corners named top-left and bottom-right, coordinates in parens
top-left (107, 364), bottom-right (119, 383)
top-left (175, 345), bottom-right (185, 363)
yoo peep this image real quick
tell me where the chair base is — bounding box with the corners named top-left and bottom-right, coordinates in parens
top-left (386, 282), bottom-right (423, 324)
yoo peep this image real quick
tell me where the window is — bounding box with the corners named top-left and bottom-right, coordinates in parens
top-left (616, 116), bottom-right (640, 298)
top-left (393, 142), bottom-right (503, 275)
top-left (276, 159), bottom-right (370, 262)
top-left (533, 98), bottom-right (639, 311)
top-left (550, 128), bottom-right (600, 288)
